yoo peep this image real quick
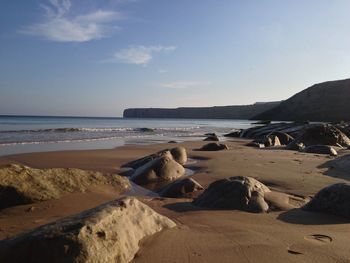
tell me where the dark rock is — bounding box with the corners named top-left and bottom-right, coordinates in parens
top-left (303, 183), bottom-right (350, 218)
top-left (204, 133), bottom-right (217, 137)
top-left (263, 135), bottom-right (281, 147)
top-left (193, 176), bottom-right (270, 213)
top-left (168, 141), bottom-right (177, 143)
top-left (293, 124), bottom-right (350, 147)
top-left (252, 120), bottom-right (271, 125)
top-left (159, 178), bottom-right (204, 198)
top-left (203, 135), bottom-right (219, 141)
top-left (286, 141), bottom-right (305, 151)
top-left (224, 130), bottom-right (242, 138)
top-left (304, 145), bottom-right (338, 156)
top-left (247, 141), bottom-right (265, 148)
top-left (136, 128), bottom-right (154, 132)
top-left (198, 143), bottom-right (229, 151)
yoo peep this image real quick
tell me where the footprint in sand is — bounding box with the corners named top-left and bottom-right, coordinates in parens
top-left (304, 234), bottom-right (333, 244)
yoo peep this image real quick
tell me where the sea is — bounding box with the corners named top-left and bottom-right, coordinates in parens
top-left (0, 116), bottom-right (254, 156)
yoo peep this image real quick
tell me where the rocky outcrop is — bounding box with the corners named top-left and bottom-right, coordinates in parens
top-left (268, 131), bottom-right (294, 145)
top-left (254, 78), bottom-right (350, 122)
top-left (193, 176), bottom-right (270, 213)
top-left (130, 153), bottom-right (185, 185)
top-left (304, 145), bottom-right (338, 156)
top-left (303, 183), bottom-right (350, 219)
top-left (291, 124), bottom-right (350, 148)
top-left (122, 147), bottom-right (187, 169)
top-left (224, 129), bottom-right (242, 138)
top-left (198, 143), bottom-right (229, 151)
top-left (159, 178), bottom-right (204, 198)
top-left (0, 164), bottom-right (130, 209)
top-left (123, 102), bottom-right (280, 119)
top-left (0, 197), bottom-right (176, 263)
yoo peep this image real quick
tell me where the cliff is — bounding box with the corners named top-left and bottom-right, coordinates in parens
top-left (253, 78), bottom-right (350, 122)
top-left (123, 102), bottom-right (280, 119)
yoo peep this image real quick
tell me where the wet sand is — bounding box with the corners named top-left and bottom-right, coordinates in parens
top-left (0, 138), bottom-right (349, 262)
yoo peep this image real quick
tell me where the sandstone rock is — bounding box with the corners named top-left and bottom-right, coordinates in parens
top-left (293, 124), bottom-right (350, 147)
top-left (199, 143), bottom-right (229, 151)
top-left (0, 164), bottom-right (130, 209)
top-left (203, 135), bottom-right (219, 141)
top-left (159, 178), bottom-right (204, 198)
top-left (122, 147), bottom-right (187, 169)
top-left (0, 197), bottom-right (176, 263)
top-left (303, 183), bottom-right (350, 219)
top-left (264, 135), bottom-right (281, 147)
top-left (193, 176), bottom-right (270, 213)
top-left (170, 147), bottom-right (187, 165)
top-left (268, 131), bottom-right (294, 145)
top-left (131, 154), bottom-right (185, 185)
top-left (304, 145), bottom-right (338, 156)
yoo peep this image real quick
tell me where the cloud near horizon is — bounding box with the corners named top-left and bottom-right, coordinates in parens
top-left (160, 81), bottom-right (212, 89)
top-left (104, 45), bottom-right (176, 65)
top-left (19, 0), bottom-right (124, 42)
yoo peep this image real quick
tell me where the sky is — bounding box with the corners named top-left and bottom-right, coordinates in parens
top-left (1, 0), bottom-right (350, 117)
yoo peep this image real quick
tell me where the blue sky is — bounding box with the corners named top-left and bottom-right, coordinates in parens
top-left (1, 0), bottom-right (350, 117)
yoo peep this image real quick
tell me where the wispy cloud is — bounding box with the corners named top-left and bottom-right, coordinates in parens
top-left (19, 0), bottom-right (124, 42)
top-left (160, 81), bottom-right (212, 89)
top-left (104, 45), bottom-right (176, 65)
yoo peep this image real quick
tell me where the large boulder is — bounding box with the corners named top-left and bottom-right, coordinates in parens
top-left (304, 145), bottom-right (338, 156)
top-left (122, 147), bottom-right (187, 169)
top-left (193, 176), bottom-right (270, 213)
top-left (303, 183), bottom-right (350, 219)
top-left (159, 178), bottom-right (204, 198)
top-left (0, 197), bottom-right (176, 263)
top-left (198, 143), bottom-right (229, 151)
top-left (292, 124), bottom-right (350, 147)
top-left (130, 153), bottom-right (185, 185)
top-left (268, 131), bottom-right (294, 145)
top-left (0, 164), bottom-right (130, 209)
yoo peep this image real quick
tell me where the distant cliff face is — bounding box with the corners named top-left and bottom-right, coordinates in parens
top-left (254, 78), bottom-right (350, 122)
top-left (123, 102), bottom-right (280, 119)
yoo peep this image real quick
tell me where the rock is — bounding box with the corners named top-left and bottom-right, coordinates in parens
top-left (168, 140), bottom-right (177, 143)
top-left (131, 153), bottom-right (185, 185)
top-left (303, 183), bottom-right (350, 218)
top-left (170, 147), bottom-right (187, 165)
top-left (204, 133), bottom-right (217, 137)
top-left (193, 176), bottom-right (270, 213)
top-left (247, 141), bottom-right (265, 148)
top-left (199, 143), bottom-right (229, 151)
top-left (122, 147), bottom-right (187, 169)
top-left (136, 127), bottom-right (154, 132)
top-left (304, 145), bottom-right (338, 156)
top-left (263, 135), bottom-right (281, 147)
top-left (0, 164), bottom-right (130, 209)
top-left (252, 120), bottom-right (271, 125)
top-left (224, 130), bottom-right (242, 138)
top-left (0, 197), bottom-right (176, 263)
top-left (293, 124), bottom-right (350, 147)
top-left (286, 141), bottom-right (305, 151)
top-left (268, 131), bottom-right (294, 145)
top-left (159, 178), bottom-right (204, 198)
top-left (203, 135), bottom-right (219, 141)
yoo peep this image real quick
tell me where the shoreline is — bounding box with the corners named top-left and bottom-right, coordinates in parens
top-left (1, 138), bottom-right (350, 262)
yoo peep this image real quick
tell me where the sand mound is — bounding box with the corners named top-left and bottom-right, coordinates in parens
top-left (193, 176), bottom-right (270, 213)
top-left (0, 164), bottom-right (130, 209)
top-left (0, 197), bottom-right (176, 263)
top-left (304, 183), bottom-right (350, 219)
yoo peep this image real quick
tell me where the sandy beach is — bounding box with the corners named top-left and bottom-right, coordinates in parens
top-left (0, 138), bottom-right (349, 262)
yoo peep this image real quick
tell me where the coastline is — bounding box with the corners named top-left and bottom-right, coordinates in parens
top-left (0, 138), bottom-right (349, 262)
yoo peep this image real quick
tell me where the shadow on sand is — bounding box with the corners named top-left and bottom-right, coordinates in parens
top-left (317, 153), bottom-right (350, 180)
top-left (277, 208), bottom-right (349, 225)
